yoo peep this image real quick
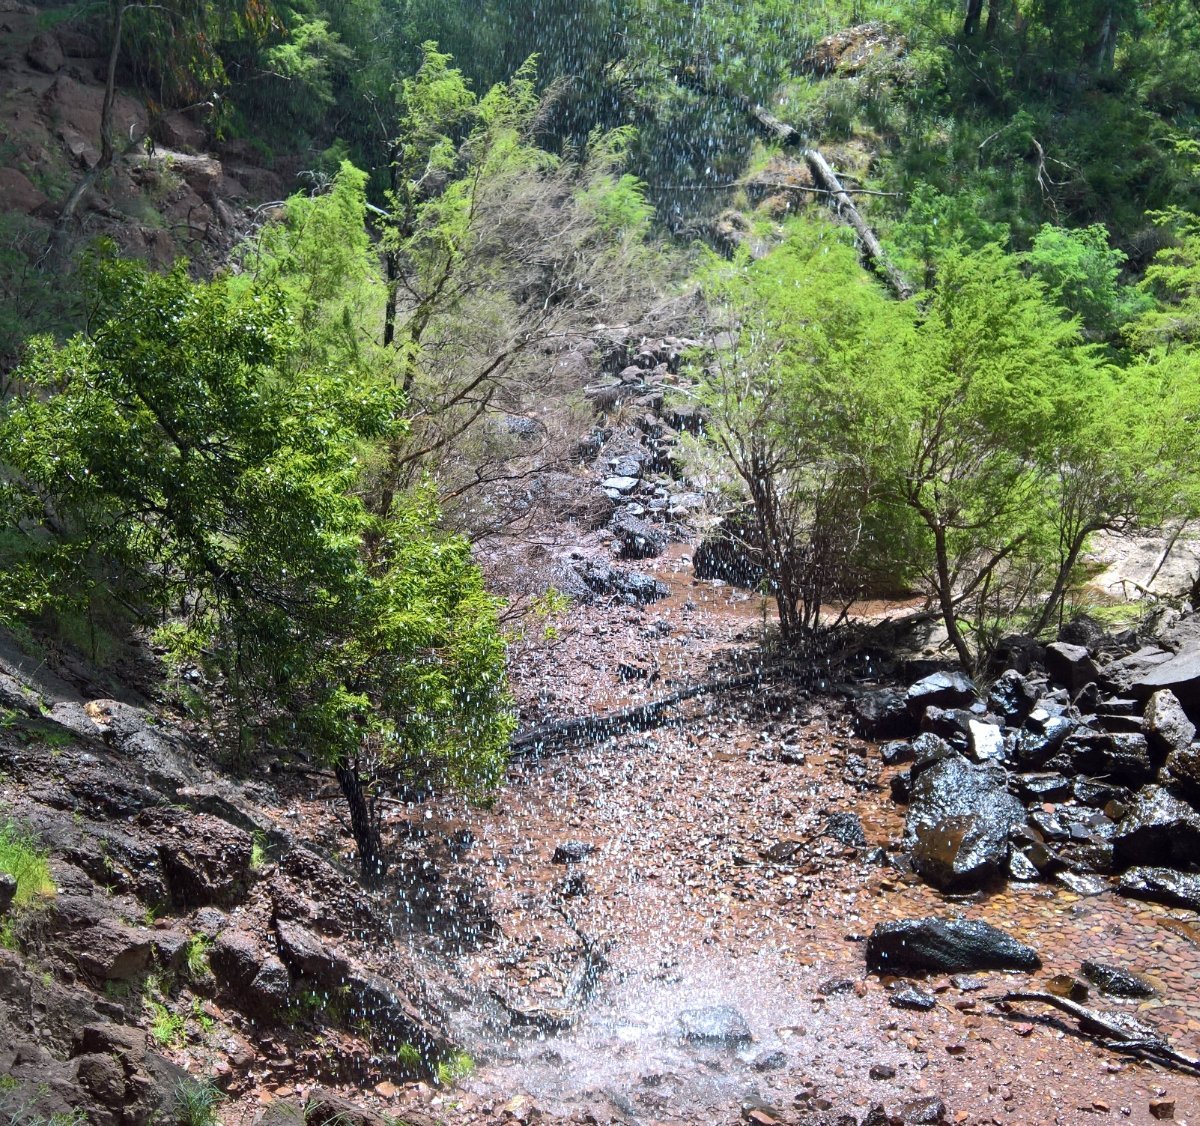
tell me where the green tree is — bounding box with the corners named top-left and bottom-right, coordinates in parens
top-left (0, 257), bottom-right (512, 879)
top-left (689, 219), bottom-right (915, 640)
top-left (890, 244), bottom-right (1107, 670)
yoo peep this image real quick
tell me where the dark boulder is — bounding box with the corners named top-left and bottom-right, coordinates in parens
top-left (138, 809), bottom-right (253, 910)
top-left (1014, 714), bottom-right (1076, 769)
top-left (1111, 786), bottom-right (1200, 869)
top-left (274, 921), bottom-right (352, 984)
top-left (906, 672), bottom-right (978, 717)
top-left (904, 756), bottom-right (1025, 891)
top-left (1064, 730), bottom-right (1155, 785)
top-left (920, 707), bottom-right (973, 753)
top-left (880, 739), bottom-right (915, 766)
top-left (865, 917), bottom-right (1041, 974)
top-left (209, 929), bottom-right (267, 992)
top-left (608, 508), bottom-right (666, 560)
top-left (1117, 866), bottom-right (1200, 911)
top-left (1166, 742), bottom-right (1200, 796)
top-left (987, 669), bottom-right (1039, 725)
top-left (989, 634), bottom-right (1045, 675)
top-left (564, 558), bottom-right (668, 604)
top-left (676, 1005), bottom-right (752, 1047)
top-left (909, 733), bottom-right (956, 777)
top-left (852, 688), bottom-right (917, 740)
top-left (1017, 773), bottom-right (1072, 803)
top-left (74, 921), bottom-right (154, 981)
top-left (552, 840), bottom-right (597, 864)
top-left (1045, 642), bottom-right (1100, 695)
top-left (1080, 961), bottom-right (1156, 998)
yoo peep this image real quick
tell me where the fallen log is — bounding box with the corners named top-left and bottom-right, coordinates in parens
top-left (988, 991), bottom-right (1200, 1074)
top-left (508, 670), bottom-right (769, 758)
top-left (739, 99), bottom-right (913, 299)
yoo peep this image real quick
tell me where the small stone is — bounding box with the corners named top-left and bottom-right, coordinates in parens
top-left (1081, 961), bottom-right (1156, 998)
top-left (890, 985), bottom-right (937, 1012)
top-left (551, 841), bottom-right (596, 864)
top-left (751, 1049), bottom-right (787, 1072)
top-left (1045, 974), bottom-right (1088, 1002)
top-left (1149, 1099), bottom-right (1175, 1120)
top-left (869, 1063), bottom-right (896, 1080)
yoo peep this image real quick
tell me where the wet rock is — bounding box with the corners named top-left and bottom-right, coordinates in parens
top-left (0, 872), bottom-right (16, 916)
top-left (825, 812), bottom-right (867, 848)
top-left (751, 1049), bottom-right (787, 1072)
top-left (1118, 866), bottom-right (1200, 911)
top-left (1008, 850), bottom-right (1040, 881)
top-left (676, 1005), bottom-right (752, 1047)
top-left (1055, 871), bottom-right (1109, 896)
top-left (551, 840), bottom-right (596, 864)
top-left (898, 1095), bottom-right (948, 1123)
top-left (692, 512), bottom-right (764, 588)
top-left (609, 508), bottom-right (666, 560)
top-left (1045, 642), bottom-right (1100, 694)
top-left (919, 707), bottom-right (973, 752)
top-left (1111, 786), bottom-right (1200, 869)
top-left (291, 1090), bottom-right (389, 1126)
top-left (890, 771), bottom-right (913, 804)
top-left (602, 475), bottom-right (640, 496)
top-left (555, 871), bottom-right (588, 898)
top-left (1065, 731), bottom-right (1154, 785)
top-left (966, 719), bottom-right (1004, 763)
top-left (818, 976), bottom-right (856, 995)
top-left (865, 917), bottom-right (1041, 975)
top-left (249, 955), bottom-right (292, 1012)
top-left (565, 558), bottom-right (668, 604)
top-left (988, 669), bottom-right (1039, 725)
top-left (880, 740), bottom-right (914, 766)
top-left (889, 984), bottom-right (937, 1011)
top-left (851, 688), bottom-right (916, 740)
top-left (1073, 778), bottom-right (1131, 808)
top-left (1167, 742), bottom-right (1200, 795)
top-left (1080, 960), bottom-right (1156, 998)
top-left (990, 634), bottom-right (1045, 675)
top-left (906, 671), bottom-right (978, 716)
top-left (904, 756), bottom-right (1024, 891)
top-left (909, 733), bottom-right (956, 778)
top-left (74, 921), bottom-right (153, 981)
top-left (1017, 772), bottom-right (1072, 803)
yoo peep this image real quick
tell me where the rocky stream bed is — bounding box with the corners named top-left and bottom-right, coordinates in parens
top-left (1, 332), bottom-right (1200, 1126)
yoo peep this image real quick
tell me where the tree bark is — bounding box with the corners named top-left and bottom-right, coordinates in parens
top-left (336, 761), bottom-right (386, 881)
top-left (964, 0), bottom-right (984, 37)
top-left (932, 522), bottom-right (975, 674)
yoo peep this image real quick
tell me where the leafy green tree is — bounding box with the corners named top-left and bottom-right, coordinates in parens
top-left (689, 219), bottom-right (915, 640)
top-left (0, 257), bottom-right (512, 878)
top-left (1024, 223), bottom-right (1148, 339)
top-left (889, 244), bottom-right (1107, 669)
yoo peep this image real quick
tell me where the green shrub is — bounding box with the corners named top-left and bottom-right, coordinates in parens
top-left (0, 820), bottom-right (54, 908)
top-left (172, 1076), bottom-right (224, 1126)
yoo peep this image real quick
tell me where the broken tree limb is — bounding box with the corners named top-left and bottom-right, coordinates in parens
top-left (508, 670), bottom-right (770, 759)
top-left (740, 100), bottom-right (913, 299)
top-left (988, 991), bottom-right (1200, 1075)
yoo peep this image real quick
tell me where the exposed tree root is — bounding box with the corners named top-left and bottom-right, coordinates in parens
top-left (988, 991), bottom-right (1200, 1075)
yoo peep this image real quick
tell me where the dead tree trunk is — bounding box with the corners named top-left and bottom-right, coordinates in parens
top-left (742, 101), bottom-right (913, 299)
